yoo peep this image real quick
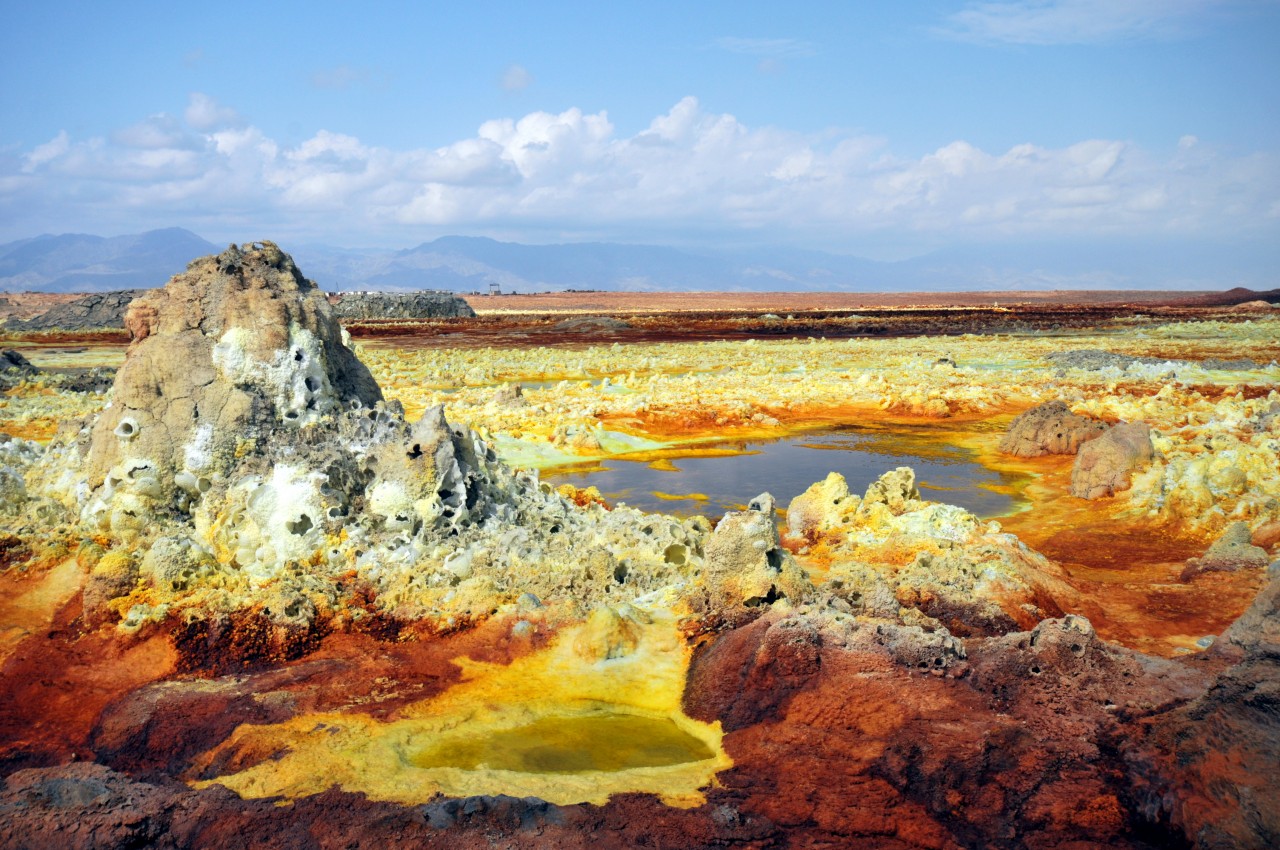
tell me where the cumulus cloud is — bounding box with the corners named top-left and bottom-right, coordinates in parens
top-left (1, 96), bottom-right (1276, 249)
top-left (940, 0), bottom-right (1236, 44)
top-left (184, 93), bottom-right (243, 131)
top-left (21, 131), bottom-right (69, 173)
top-left (501, 64), bottom-right (533, 91)
top-left (114, 114), bottom-right (199, 150)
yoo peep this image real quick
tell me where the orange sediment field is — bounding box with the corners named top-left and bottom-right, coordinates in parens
top-left (958, 430), bottom-right (1265, 655)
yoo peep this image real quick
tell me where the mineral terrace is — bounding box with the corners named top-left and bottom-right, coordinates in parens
top-left (0, 242), bottom-right (1277, 849)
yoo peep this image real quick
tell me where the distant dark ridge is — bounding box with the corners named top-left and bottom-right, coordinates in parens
top-left (4, 290), bottom-right (144, 331)
top-left (328, 291), bottom-right (476, 320)
top-left (1168, 287), bottom-right (1280, 307)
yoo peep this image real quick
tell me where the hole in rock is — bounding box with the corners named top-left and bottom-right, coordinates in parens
top-left (294, 350), bottom-right (303, 362)
top-left (765, 548), bottom-right (784, 570)
top-left (407, 444), bottom-right (423, 460)
top-left (304, 376), bottom-right (319, 392)
top-left (409, 713), bottom-right (715, 775)
top-left (287, 514), bottom-right (313, 535)
top-left (743, 585), bottom-right (783, 608)
top-left (613, 563), bottom-right (628, 583)
top-left (1029, 665), bottom-right (1042, 676)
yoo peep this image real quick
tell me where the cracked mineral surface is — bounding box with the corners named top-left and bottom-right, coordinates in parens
top-left (1, 243), bottom-right (1277, 849)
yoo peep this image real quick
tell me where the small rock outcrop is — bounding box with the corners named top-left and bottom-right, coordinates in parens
top-left (1181, 521), bottom-right (1272, 581)
top-left (328, 291), bottom-right (476, 320)
top-left (999, 400), bottom-right (1108, 457)
top-left (1070, 422), bottom-right (1154, 499)
top-left (702, 493), bottom-right (812, 615)
top-left (4, 290), bottom-right (145, 332)
top-left (787, 468), bottom-right (1072, 636)
top-left (0, 349), bottom-right (38, 390)
top-left (1046, 349), bottom-right (1144, 371)
top-left (1, 349), bottom-right (36, 374)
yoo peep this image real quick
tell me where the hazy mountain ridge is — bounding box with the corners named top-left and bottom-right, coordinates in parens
top-left (0, 229), bottom-right (1273, 293)
top-left (0, 229), bottom-right (219, 292)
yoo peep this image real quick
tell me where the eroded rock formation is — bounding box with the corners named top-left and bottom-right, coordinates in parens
top-left (1071, 421), bottom-right (1155, 499)
top-left (1181, 520), bottom-right (1272, 581)
top-left (999, 399), bottom-right (1108, 457)
top-left (787, 468), bottom-right (1072, 636)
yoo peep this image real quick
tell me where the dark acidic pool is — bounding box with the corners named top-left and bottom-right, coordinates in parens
top-left (543, 428), bottom-right (1025, 519)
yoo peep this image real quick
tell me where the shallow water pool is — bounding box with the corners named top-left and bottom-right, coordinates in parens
top-left (410, 713), bottom-right (716, 774)
top-left (543, 427), bottom-right (1025, 518)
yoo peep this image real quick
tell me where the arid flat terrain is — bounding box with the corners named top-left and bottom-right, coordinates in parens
top-left (462, 288), bottom-right (1230, 314)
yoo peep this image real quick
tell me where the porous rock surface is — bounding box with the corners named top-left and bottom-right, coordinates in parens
top-left (328, 291), bottom-right (476, 321)
top-left (33, 242), bottom-right (715, 649)
top-left (76, 241), bottom-right (382, 531)
top-left (999, 400), bottom-right (1108, 457)
top-left (699, 493), bottom-right (812, 618)
top-left (1071, 421), bottom-right (1155, 499)
top-left (787, 468), bottom-right (1072, 636)
top-left (3, 290), bottom-right (145, 332)
top-left (1128, 573), bottom-right (1280, 849)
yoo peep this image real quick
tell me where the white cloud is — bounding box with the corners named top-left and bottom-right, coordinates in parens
top-left (184, 93), bottom-right (243, 131)
top-left (114, 114), bottom-right (199, 150)
top-left (941, 0), bottom-right (1235, 45)
top-left (501, 64), bottom-right (533, 92)
top-left (2, 97), bottom-right (1277, 250)
top-left (21, 131), bottom-right (69, 173)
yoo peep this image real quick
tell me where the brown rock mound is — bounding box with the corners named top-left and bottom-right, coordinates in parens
top-left (999, 400), bottom-right (1108, 457)
top-left (1129, 573), bottom-right (1280, 849)
top-left (1070, 421), bottom-right (1154, 499)
top-left (1181, 521), bottom-right (1272, 581)
top-left (81, 242), bottom-right (382, 521)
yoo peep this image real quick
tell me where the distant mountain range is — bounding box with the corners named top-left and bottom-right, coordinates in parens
top-left (0, 228), bottom-right (1273, 293)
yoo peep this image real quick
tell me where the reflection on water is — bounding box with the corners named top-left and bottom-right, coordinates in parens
top-left (410, 713), bottom-right (715, 774)
top-left (544, 427), bottom-right (1024, 518)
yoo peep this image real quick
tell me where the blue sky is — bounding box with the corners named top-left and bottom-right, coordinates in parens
top-left (2, 0), bottom-right (1278, 265)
